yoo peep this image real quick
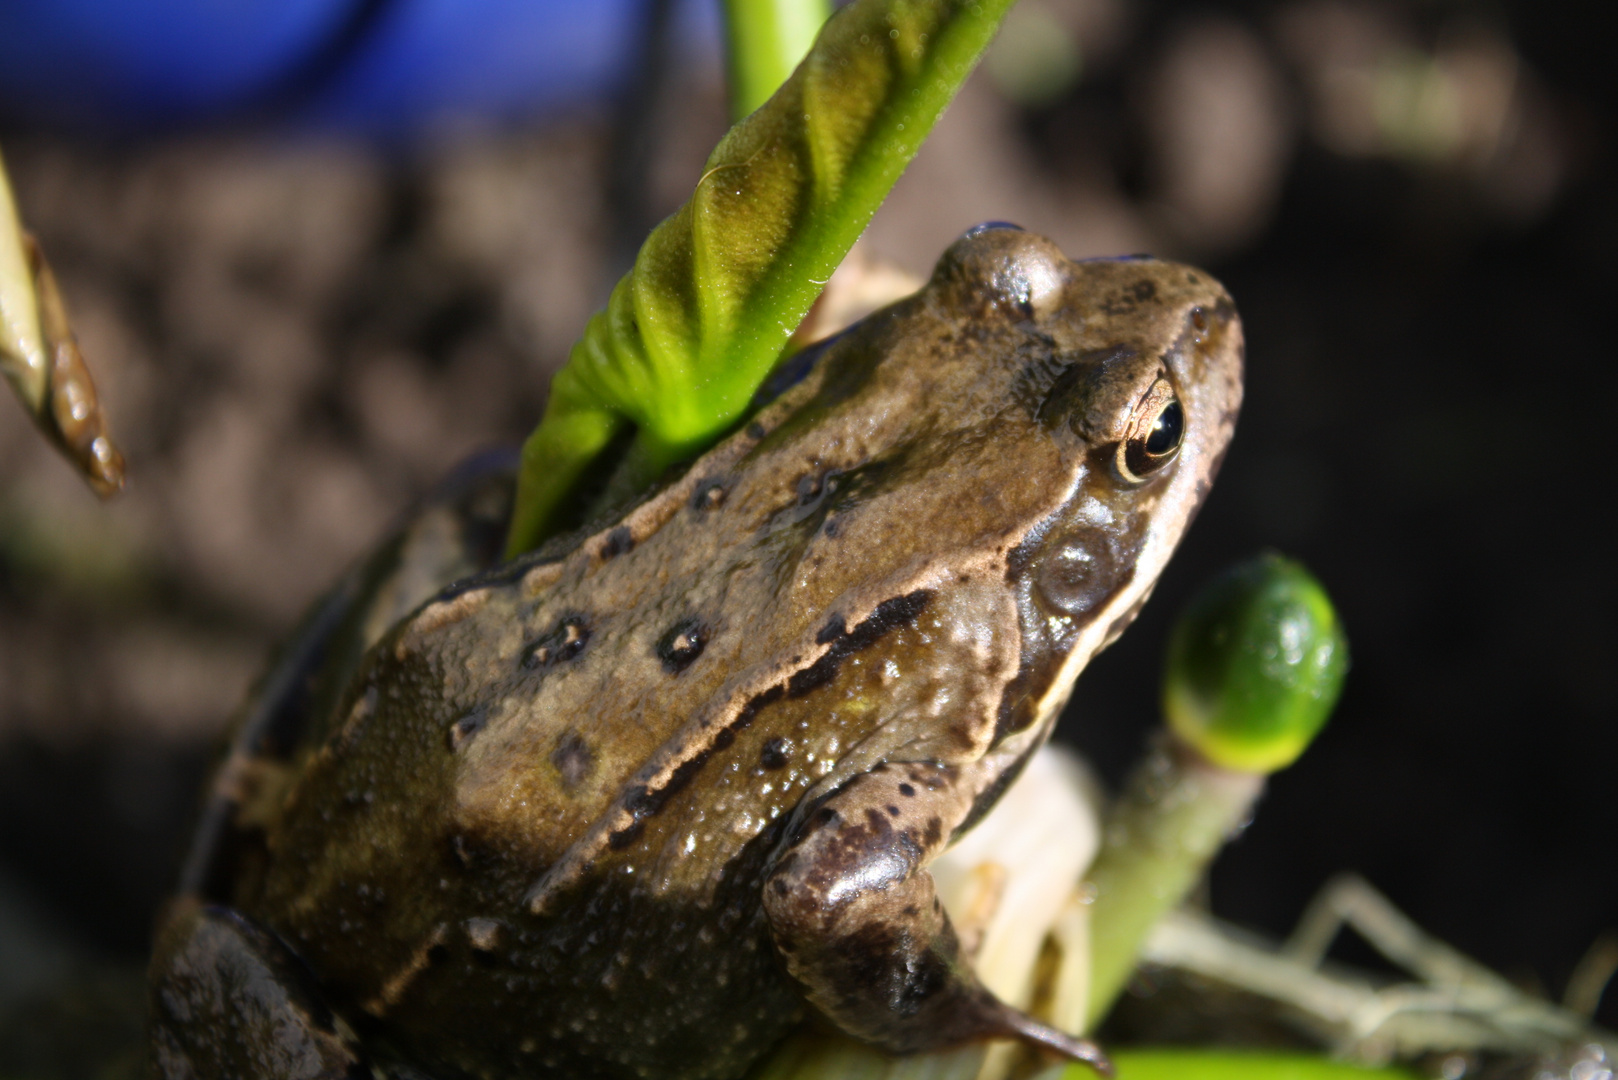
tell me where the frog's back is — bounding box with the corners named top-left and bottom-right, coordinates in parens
top-left (236, 230), bottom-right (1241, 1080)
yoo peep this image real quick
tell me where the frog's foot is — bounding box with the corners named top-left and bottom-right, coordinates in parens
top-left (147, 897), bottom-right (368, 1080)
top-left (762, 761), bottom-right (1112, 1076)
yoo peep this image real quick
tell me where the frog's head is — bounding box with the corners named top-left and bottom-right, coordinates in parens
top-left (931, 225), bottom-right (1244, 734)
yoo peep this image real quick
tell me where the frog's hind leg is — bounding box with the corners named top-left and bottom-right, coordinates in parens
top-left (147, 898), bottom-right (368, 1080)
top-left (762, 761), bottom-right (1111, 1075)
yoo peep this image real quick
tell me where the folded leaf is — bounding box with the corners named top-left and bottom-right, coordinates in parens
top-left (507, 0), bottom-right (1016, 555)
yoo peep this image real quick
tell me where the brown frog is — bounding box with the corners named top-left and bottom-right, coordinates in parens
top-left (147, 226), bottom-right (1243, 1080)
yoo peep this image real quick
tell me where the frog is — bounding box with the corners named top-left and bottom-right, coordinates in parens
top-left (145, 224), bottom-right (1243, 1080)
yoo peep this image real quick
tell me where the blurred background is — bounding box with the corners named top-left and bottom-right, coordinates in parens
top-left (1, 0), bottom-right (1613, 1046)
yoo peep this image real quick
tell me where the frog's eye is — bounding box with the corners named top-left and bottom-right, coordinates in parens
top-left (1116, 379), bottom-right (1183, 483)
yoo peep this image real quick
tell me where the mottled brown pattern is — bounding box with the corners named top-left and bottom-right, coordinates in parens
top-left (163, 227), bottom-right (1240, 1080)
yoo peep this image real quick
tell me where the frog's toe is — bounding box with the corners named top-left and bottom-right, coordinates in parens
top-left (147, 898), bottom-right (367, 1080)
top-left (997, 1005), bottom-right (1114, 1076)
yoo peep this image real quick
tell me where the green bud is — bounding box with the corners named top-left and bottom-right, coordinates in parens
top-left (1163, 553), bottom-right (1348, 774)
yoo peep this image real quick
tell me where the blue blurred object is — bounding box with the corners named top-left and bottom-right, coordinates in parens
top-left (0, 0), bottom-right (710, 136)
top-left (304, 0), bottom-right (638, 132)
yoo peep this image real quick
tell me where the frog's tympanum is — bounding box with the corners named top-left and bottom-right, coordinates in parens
top-left (147, 227), bottom-right (1243, 1080)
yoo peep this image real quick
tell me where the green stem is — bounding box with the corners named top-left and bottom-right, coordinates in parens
top-left (1082, 736), bottom-right (1265, 1031)
top-left (1080, 555), bottom-right (1347, 1027)
top-left (723, 0), bottom-right (834, 121)
top-left (506, 379), bottom-right (629, 560)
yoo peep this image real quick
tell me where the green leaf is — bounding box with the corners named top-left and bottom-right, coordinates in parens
top-left (1095, 1050), bottom-right (1421, 1080)
top-left (506, 0), bottom-right (1018, 557)
top-left (723, 0), bottom-right (834, 121)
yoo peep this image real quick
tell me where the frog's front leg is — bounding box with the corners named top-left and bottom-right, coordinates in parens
top-left (763, 760), bottom-right (1111, 1073)
top-left (147, 898), bottom-right (368, 1080)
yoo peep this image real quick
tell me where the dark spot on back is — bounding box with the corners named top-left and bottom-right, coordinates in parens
top-left (447, 709), bottom-right (486, 752)
top-left (523, 616), bottom-right (590, 669)
top-left (657, 617), bottom-right (709, 673)
top-left (599, 526), bottom-right (634, 559)
top-left (608, 820), bottom-right (646, 850)
top-left (550, 730), bottom-right (595, 789)
top-left (622, 784), bottom-right (653, 815)
top-left (816, 614), bottom-right (846, 645)
top-left (886, 805), bottom-right (900, 817)
top-left (898, 783), bottom-right (916, 797)
top-left (691, 479), bottom-right (727, 511)
top-left (760, 737), bottom-right (791, 770)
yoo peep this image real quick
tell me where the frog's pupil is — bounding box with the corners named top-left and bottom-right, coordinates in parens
top-left (1146, 400), bottom-right (1183, 456)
